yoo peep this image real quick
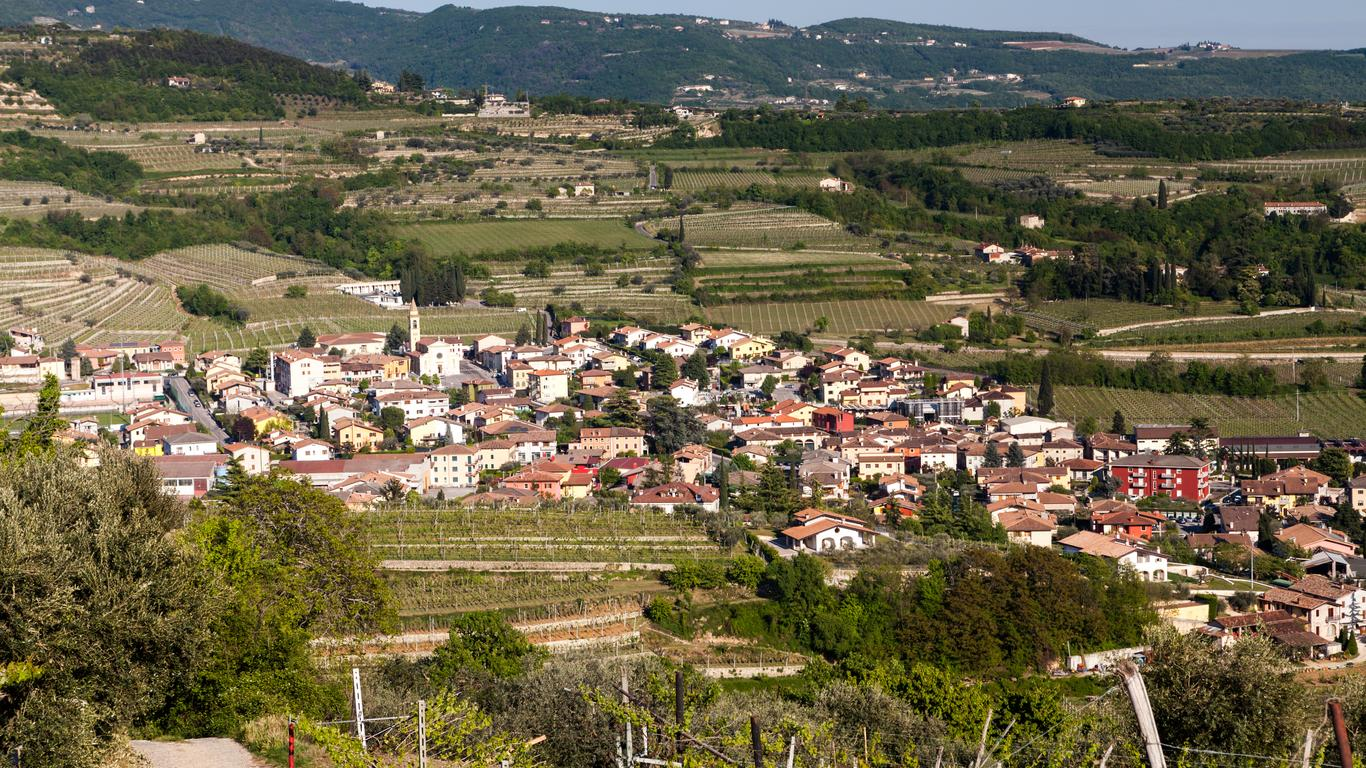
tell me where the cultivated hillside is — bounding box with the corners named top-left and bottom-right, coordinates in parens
top-left (5, 2), bottom-right (1366, 106)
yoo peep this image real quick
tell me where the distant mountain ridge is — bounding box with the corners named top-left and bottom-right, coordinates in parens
top-left (5, 1), bottom-right (1366, 107)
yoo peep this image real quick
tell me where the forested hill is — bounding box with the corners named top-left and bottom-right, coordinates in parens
top-left (5, 1), bottom-right (1366, 107)
top-left (2, 28), bottom-right (366, 120)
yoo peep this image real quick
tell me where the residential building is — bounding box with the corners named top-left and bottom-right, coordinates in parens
top-left (1060, 531), bottom-right (1169, 581)
top-left (779, 509), bottom-right (876, 553)
top-left (1109, 453), bottom-right (1211, 502)
top-left (574, 427), bottom-right (647, 458)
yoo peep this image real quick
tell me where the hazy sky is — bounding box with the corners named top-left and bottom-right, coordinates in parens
top-left (360, 0), bottom-right (1365, 50)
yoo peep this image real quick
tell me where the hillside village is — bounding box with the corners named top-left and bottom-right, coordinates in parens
top-left (8, 296), bottom-right (1366, 663)
top-left (8, 16), bottom-right (1366, 768)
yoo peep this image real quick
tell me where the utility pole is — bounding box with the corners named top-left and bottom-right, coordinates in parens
top-left (1118, 661), bottom-right (1166, 768)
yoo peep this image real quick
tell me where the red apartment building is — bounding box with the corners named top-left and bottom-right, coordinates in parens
top-left (1109, 453), bottom-right (1211, 502)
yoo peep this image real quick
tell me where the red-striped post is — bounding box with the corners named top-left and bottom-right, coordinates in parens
top-left (288, 718), bottom-right (296, 768)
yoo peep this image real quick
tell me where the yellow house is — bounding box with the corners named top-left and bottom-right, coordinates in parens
top-left (334, 418), bottom-right (384, 451)
top-left (132, 440), bottom-right (165, 457)
top-left (240, 406), bottom-right (291, 437)
top-left (730, 336), bottom-right (776, 361)
top-left (506, 360), bottom-right (533, 392)
top-left (593, 351), bottom-right (633, 372)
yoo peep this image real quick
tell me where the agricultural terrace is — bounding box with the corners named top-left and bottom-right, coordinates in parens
top-left (0, 248), bottom-right (184, 346)
top-left (944, 140), bottom-right (1196, 180)
top-left (657, 206), bottom-right (875, 251)
top-left (671, 169), bottom-right (827, 191)
top-left (692, 252), bottom-right (920, 304)
top-left (1216, 151), bottom-right (1366, 193)
top-left (704, 298), bottom-right (986, 336)
top-left (362, 503), bottom-right (730, 564)
top-left (133, 244), bottom-right (530, 352)
top-left (0, 180), bottom-right (137, 219)
top-left (115, 144), bottom-right (252, 174)
top-left (1012, 299), bottom-right (1241, 336)
top-left (398, 219), bottom-right (655, 255)
top-left (1050, 386), bottom-right (1366, 439)
top-left (1101, 309), bottom-right (1365, 346)
top-left (469, 151), bottom-right (638, 181)
top-left (1066, 178), bottom-right (1192, 198)
top-left (476, 259), bottom-right (693, 323)
top-left (383, 569), bottom-right (669, 632)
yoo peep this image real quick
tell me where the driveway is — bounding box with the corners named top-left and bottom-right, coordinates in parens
top-left (131, 738), bottom-right (266, 768)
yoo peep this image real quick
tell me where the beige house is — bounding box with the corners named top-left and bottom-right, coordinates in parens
top-left (574, 426), bottom-right (647, 458)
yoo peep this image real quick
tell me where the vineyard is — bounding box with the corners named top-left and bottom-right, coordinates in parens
top-left (1012, 299), bottom-right (1241, 337)
top-left (383, 569), bottom-right (669, 631)
top-left (656, 206), bottom-right (875, 251)
top-left (475, 259), bottom-right (693, 322)
top-left (1101, 309), bottom-right (1364, 346)
top-left (704, 297), bottom-right (983, 336)
top-left (1067, 178), bottom-right (1191, 198)
top-left (1050, 386), bottom-right (1366, 438)
top-left (0, 180), bottom-right (136, 219)
top-left (361, 503), bottom-right (729, 564)
top-left (398, 219), bottom-right (654, 255)
top-left (0, 248), bottom-right (185, 345)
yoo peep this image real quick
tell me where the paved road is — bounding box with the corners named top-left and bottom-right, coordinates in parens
top-left (167, 375), bottom-right (230, 443)
top-left (132, 738), bottom-right (265, 768)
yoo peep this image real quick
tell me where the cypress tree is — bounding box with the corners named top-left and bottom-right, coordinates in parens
top-left (1037, 359), bottom-right (1054, 417)
top-left (1157, 179), bottom-right (1168, 209)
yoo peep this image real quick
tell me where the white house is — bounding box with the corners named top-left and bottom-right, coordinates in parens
top-left (290, 439), bottom-right (335, 462)
top-left (779, 510), bottom-right (877, 553)
top-left (819, 177), bottom-right (853, 193)
top-left (1060, 531), bottom-right (1168, 581)
top-left (669, 379), bottom-right (700, 407)
top-left (162, 432), bottom-right (219, 457)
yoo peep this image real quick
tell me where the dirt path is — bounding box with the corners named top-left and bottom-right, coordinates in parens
top-left (1094, 306), bottom-right (1331, 337)
top-left (131, 738), bottom-right (265, 768)
top-left (1098, 348), bottom-right (1366, 362)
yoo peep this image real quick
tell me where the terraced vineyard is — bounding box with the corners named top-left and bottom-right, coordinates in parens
top-left (0, 248), bottom-right (184, 345)
top-left (399, 219), bottom-right (655, 254)
top-left (1051, 386), bottom-right (1366, 438)
top-left (1102, 309), bottom-right (1363, 346)
top-left (476, 260), bottom-right (692, 322)
top-left (469, 151), bottom-right (638, 181)
top-left (1013, 299), bottom-right (1240, 336)
top-left (384, 569), bottom-right (669, 631)
top-left (1068, 178), bottom-right (1191, 198)
top-left (116, 144), bottom-right (250, 173)
top-left (0, 181), bottom-right (136, 219)
top-left (660, 206), bottom-right (874, 251)
top-left (363, 504), bottom-right (728, 563)
top-left (705, 298), bottom-right (982, 335)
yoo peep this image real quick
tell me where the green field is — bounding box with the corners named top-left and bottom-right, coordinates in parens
top-left (704, 298), bottom-right (989, 336)
top-left (1050, 386), bottom-right (1366, 438)
top-left (398, 219), bottom-right (654, 255)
